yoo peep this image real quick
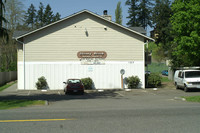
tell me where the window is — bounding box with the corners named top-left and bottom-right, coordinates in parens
top-left (178, 72), bottom-right (182, 78)
top-left (185, 71), bottom-right (200, 78)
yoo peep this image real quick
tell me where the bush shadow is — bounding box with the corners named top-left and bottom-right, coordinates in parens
top-left (0, 90), bottom-right (124, 102)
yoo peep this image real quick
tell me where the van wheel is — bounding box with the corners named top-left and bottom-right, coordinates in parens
top-left (184, 85), bottom-right (189, 92)
top-left (175, 83), bottom-right (179, 89)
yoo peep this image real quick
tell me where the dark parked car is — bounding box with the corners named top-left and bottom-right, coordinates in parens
top-left (63, 79), bottom-right (84, 95)
top-left (161, 70), bottom-right (168, 76)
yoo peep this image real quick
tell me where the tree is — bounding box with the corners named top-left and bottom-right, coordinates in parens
top-left (152, 0), bottom-right (172, 48)
top-left (125, 0), bottom-right (139, 27)
top-left (137, 0), bottom-right (153, 30)
top-left (36, 2), bottom-right (44, 28)
top-left (25, 4), bottom-right (36, 29)
top-left (52, 12), bottom-right (61, 22)
top-left (43, 4), bottom-right (54, 25)
top-left (170, 0), bottom-right (200, 67)
top-left (5, 0), bottom-right (25, 33)
top-left (0, 0), bottom-right (8, 39)
top-left (115, 1), bottom-right (122, 25)
top-left (126, 0), bottom-right (153, 29)
top-left (148, 42), bottom-right (166, 62)
top-left (0, 0), bottom-right (18, 72)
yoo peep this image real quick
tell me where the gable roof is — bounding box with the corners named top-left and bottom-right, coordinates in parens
top-left (129, 27), bottom-right (147, 35)
top-left (16, 10), bottom-right (154, 42)
top-left (13, 30), bottom-right (29, 38)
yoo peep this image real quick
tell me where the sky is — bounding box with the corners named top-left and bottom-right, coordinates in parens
top-left (22, 0), bottom-right (152, 36)
top-left (23, 0), bottom-right (129, 25)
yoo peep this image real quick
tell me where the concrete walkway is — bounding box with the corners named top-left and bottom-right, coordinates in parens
top-left (1, 83), bottom-right (18, 93)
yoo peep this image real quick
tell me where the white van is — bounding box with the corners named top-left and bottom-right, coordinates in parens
top-left (174, 70), bottom-right (200, 92)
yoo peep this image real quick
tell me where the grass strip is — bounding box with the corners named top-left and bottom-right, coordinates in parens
top-left (0, 81), bottom-right (17, 92)
top-left (184, 96), bottom-right (200, 103)
top-left (161, 76), bottom-right (171, 82)
top-left (0, 100), bottom-right (46, 110)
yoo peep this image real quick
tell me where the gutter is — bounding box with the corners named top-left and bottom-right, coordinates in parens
top-left (15, 39), bottom-right (25, 90)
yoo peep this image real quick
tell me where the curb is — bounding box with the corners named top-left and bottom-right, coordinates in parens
top-left (45, 100), bottom-right (49, 105)
top-left (174, 97), bottom-right (186, 101)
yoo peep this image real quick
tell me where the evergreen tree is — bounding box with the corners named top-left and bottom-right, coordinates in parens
top-left (137, 0), bottom-right (153, 29)
top-left (43, 4), bottom-right (54, 25)
top-left (125, 0), bottom-right (139, 27)
top-left (52, 12), bottom-right (61, 22)
top-left (115, 1), bottom-right (122, 25)
top-left (152, 0), bottom-right (172, 47)
top-left (36, 2), bottom-right (44, 28)
top-left (25, 4), bottom-right (36, 29)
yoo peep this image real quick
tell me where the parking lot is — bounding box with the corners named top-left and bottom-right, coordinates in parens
top-left (1, 83), bottom-right (200, 103)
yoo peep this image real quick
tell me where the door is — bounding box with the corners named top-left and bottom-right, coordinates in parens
top-left (177, 71), bottom-right (184, 87)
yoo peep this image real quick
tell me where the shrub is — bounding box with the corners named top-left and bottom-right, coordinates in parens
top-left (126, 76), bottom-right (141, 89)
top-left (147, 73), bottom-right (161, 87)
top-left (81, 77), bottom-right (93, 90)
top-left (36, 76), bottom-right (48, 90)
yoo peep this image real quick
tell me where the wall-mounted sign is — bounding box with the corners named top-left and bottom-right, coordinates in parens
top-left (77, 51), bottom-right (107, 58)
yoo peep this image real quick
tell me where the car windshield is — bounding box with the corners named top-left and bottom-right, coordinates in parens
top-left (185, 71), bottom-right (200, 78)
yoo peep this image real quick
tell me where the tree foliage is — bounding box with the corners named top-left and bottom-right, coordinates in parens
top-left (43, 4), bottom-right (54, 25)
top-left (152, 0), bottom-right (172, 48)
top-left (137, 0), bottom-right (153, 29)
top-left (5, 0), bottom-right (25, 32)
top-left (36, 2), bottom-right (44, 28)
top-left (115, 1), bottom-right (122, 25)
top-left (125, 0), bottom-right (139, 27)
top-left (148, 42), bottom-right (166, 63)
top-left (25, 4), bottom-right (36, 29)
top-left (0, 40), bottom-right (17, 71)
top-left (53, 12), bottom-right (61, 22)
top-left (170, 0), bottom-right (200, 67)
top-left (24, 3), bottom-right (61, 29)
top-left (126, 0), bottom-right (153, 29)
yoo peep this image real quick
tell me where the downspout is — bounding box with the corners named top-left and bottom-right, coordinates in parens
top-left (144, 40), bottom-right (149, 89)
top-left (15, 39), bottom-right (25, 90)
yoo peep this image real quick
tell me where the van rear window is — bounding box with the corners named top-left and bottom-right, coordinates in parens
top-left (185, 71), bottom-right (200, 78)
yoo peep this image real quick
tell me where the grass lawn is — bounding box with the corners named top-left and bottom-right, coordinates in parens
top-left (184, 96), bottom-right (200, 103)
top-left (146, 62), bottom-right (168, 73)
top-left (0, 100), bottom-right (46, 110)
top-left (161, 76), bottom-right (171, 82)
top-left (0, 81), bottom-right (17, 92)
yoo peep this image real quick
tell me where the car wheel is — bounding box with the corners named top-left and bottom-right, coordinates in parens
top-left (184, 85), bottom-right (189, 92)
top-left (175, 83), bottom-right (179, 90)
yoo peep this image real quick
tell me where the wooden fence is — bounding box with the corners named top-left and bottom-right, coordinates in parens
top-left (0, 71), bottom-right (17, 86)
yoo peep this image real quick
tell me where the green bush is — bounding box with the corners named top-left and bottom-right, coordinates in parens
top-left (126, 76), bottom-right (141, 89)
top-left (147, 73), bottom-right (161, 87)
top-left (35, 76), bottom-right (48, 90)
top-left (81, 77), bottom-right (93, 90)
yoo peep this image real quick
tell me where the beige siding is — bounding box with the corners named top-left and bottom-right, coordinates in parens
top-left (22, 12), bottom-right (144, 62)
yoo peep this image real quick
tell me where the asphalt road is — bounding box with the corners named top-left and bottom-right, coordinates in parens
top-left (0, 88), bottom-right (200, 133)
